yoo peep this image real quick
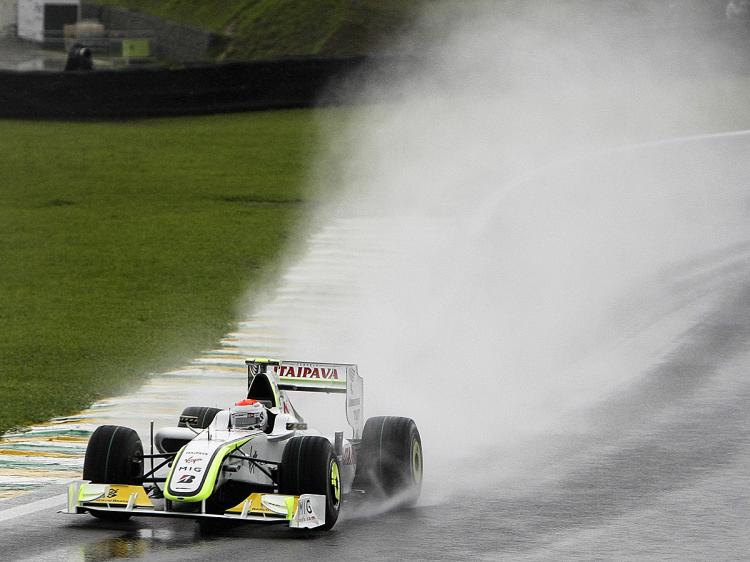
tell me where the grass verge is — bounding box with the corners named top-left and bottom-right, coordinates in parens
top-left (92, 0), bottom-right (423, 60)
top-left (0, 108), bottom-right (344, 434)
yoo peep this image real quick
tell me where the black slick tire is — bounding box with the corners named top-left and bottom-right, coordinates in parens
top-left (82, 425), bottom-right (144, 521)
top-left (279, 436), bottom-right (341, 530)
top-left (353, 416), bottom-right (423, 508)
top-left (177, 406), bottom-right (221, 429)
top-left (156, 406), bottom-right (222, 453)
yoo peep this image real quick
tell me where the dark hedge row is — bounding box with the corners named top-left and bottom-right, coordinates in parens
top-left (0, 57), bottom-right (373, 119)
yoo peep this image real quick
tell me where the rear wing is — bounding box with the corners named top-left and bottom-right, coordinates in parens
top-left (246, 358), bottom-right (364, 439)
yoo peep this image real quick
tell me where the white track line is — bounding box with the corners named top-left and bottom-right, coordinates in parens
top-left (0, 493), bottom-right (67, 523)
top-left (472, 128), bottom-right (750, 235)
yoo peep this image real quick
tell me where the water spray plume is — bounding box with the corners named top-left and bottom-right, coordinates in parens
top-left (268, 1), bottom-right (750, 503)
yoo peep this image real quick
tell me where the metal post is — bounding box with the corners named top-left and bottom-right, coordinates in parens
top-left (150, 420), bottom-right (155, 482)
top-left (334, 431), bottom-right (343, 459)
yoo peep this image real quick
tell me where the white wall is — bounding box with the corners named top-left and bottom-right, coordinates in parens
top-left (0, 0), bottom-right (17, 36)
top-left (17, 0), bottom-right (79, 42)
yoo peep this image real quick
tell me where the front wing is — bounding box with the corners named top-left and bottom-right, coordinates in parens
top-left (61, 481), bottom-right (326, 529)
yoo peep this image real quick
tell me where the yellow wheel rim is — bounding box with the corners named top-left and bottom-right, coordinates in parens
top-left (411, 439), bottom-right (423, 484)
top-left (330, 459), bottom-right (341, 504)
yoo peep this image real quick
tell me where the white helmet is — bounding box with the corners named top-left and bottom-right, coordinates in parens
top-left (230, 399), bottom-right (267, 431)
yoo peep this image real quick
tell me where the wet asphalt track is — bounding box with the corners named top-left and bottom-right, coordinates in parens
top-left (2, 134), bottom-right (750, 560)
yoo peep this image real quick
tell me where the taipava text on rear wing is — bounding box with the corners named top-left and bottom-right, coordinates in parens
top-left (246, 358), bottom-right (364, 439)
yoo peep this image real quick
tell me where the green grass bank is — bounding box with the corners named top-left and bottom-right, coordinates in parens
top-left (0, 109), bottom-right (344, 434)
top-left (92, 0), bottom-right (424, 60)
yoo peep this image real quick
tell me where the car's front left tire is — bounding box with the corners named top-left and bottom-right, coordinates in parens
top-left (279, 436), bottom-right (341, 530)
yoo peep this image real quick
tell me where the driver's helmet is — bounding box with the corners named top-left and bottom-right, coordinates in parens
top-left (230, 399), bottom-right (267, 430)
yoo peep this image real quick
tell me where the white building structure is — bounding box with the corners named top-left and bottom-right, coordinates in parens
top-left (17, 0), bottom-right (79, 43)
top-left (0, 0), bottom-right (17, 36)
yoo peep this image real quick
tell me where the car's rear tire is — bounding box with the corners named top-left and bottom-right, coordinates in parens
top-left (177, 406), bottom-right (221, 429)
top-left (153, 406), bottom-right (223, 454)
top-left (353, 416), bottom-right (423, 508)
top-left (82, 425), bottom-right (144, 521)
top-left (279, 436), bottom-right (341, 530)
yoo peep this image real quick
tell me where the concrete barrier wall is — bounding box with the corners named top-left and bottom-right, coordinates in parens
top-left (0, 57), bottom-right (376, 119)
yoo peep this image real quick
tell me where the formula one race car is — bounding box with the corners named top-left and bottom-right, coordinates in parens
top-left (62, 359), bottom-right (423, 530)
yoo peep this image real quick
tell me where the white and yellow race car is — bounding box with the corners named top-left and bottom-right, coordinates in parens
top-left (62, 359), bottom-right (423, 530)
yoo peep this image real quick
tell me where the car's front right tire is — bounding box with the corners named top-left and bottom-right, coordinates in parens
top-left (82, 424), bottom-right (144, 521)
